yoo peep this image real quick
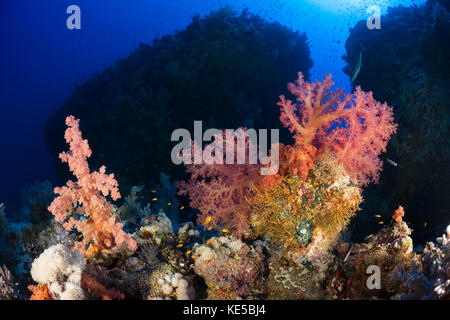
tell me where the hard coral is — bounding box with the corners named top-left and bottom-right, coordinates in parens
top-left (48, 116), bottom-right (136, 255)
top-left (278, 72), bottom-right (397, 185)
top-left (192, 236), bottom-right (265, 299)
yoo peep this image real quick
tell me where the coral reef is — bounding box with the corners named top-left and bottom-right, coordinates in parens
top-left (343, 0), bottom-right (450, 243)
top-left (390, 225), bottom-right (450, 299)
top-left (2, 4), bottom-right (447, 301)
top-left (192, 236), bottom-right (265, 299)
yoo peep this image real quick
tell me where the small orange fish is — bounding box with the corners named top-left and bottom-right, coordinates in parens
top-left (378, 221), bottom-right (384, 224)
top-left (222, 229), bottom-right (229, 233)
top-left (180, 206), bottom-right (185, 210)
top-left (208, 239), bottom-right (215, 245)
top-left (152, 197), bottom-right (157, 201)
top-left (374, 214), bottom-right (382, 218)
top-left (191, 255), bottom-right (197, 259)
top-left (151, 190), bottom-right (156, 193)
top-left (176, 244), bottom-right (183, 248)
top-left (167, 202), bottom-right (172, 206)
top-left (207, 227), bottom-right (213, 231)
top-left (204, 216), bottom-right (212, 225)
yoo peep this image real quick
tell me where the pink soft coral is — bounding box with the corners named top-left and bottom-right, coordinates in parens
top-left (48, 116), bottom-right (137, 255)
top-left (279, 72), bottom-right (397, 185)
top-left (177, 129), bottom-right (260, 238)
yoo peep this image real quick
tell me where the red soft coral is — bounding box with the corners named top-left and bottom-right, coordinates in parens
top-left (279, 72), bottom-right (397, 185)
top-left (178, 129), bottom-right (260, 238)
top-left (48, 116), bottom-right (137, 255)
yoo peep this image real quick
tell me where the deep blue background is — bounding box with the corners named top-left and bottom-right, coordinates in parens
top-left (0, 0), bottom-right (424, 213)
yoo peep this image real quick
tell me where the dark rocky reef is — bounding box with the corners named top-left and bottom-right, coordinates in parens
top-left (45, 7), bottom-right (312, 196)
top-left (343, 0), bottom-right (450, 243)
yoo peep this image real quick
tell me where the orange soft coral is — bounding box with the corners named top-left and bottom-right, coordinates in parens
top-left (28, 284), bottom-right (53, 300)
top-left (48, 116), bottom-right (137, 255)
top-left (393, 205), bottom-right (405, 224)
top-left (278, 72), bottom-right (397, 185)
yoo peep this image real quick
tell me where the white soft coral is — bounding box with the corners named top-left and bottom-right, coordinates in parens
top-left (30, 244), bottom-right (86, 300)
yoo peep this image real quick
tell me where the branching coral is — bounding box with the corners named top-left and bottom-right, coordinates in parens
top-left (48, 116), bottom-right (136, 255)
top-left (250, 152), bottom-right (362, 260)
top-left (278, 72), bottom-right (397, 185)
top-left (178, 130), bottom-right (260, 238)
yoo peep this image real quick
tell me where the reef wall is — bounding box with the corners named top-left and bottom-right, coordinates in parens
top-left (343, 0), bottom-right (450, 243)
top-left (44, 7), bottom-right (313, 196)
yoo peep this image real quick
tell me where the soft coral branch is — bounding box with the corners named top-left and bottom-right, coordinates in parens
top-left (48, 116), bottom-right (136, 255)
top-left (278, 72), bottom-right (397, 185)
top-left (178, 129), bottom-right (260, 238)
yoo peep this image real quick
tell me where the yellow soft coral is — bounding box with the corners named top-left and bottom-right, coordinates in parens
top-left (249, 152), bottom-right (362, 260)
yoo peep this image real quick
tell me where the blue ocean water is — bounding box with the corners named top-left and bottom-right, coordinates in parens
top-left (0, 0), bottom-right (425, 212)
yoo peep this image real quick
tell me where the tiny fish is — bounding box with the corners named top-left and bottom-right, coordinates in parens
top-left (207, 227), bottom-right (213, 231)
top-left (151, 190), bottom-right (156, 193)
top-left (387, 159), bottom-right (398, 167)
top-left (186, 250), bottom-right (191, 255)
top-left (178, 240), bottom-right (183, 243)
top-left (167, 202), bottom-right (172, 206)
top-left (180, 206), bottom-right (185, 210)
top-left (176, 244), bottom-right (183, 248)
top-left (374, 214), bottom-right (382, 218)
top-left (191, 255), bottom-right (197, 259)
top-left (424, 222), bottom-right (427, 228)
top-left (343, 243), bottom-right (353, 263)
top-left (351, 51), bottom-right (362, 83)
top-left (222, 229), bottom-right (229, 233)
top-left (152, 197), bottom-right (158, 201)
top-left (208, 239), bottom-right (215, 245)
top-left (204, 216), bottom-right (212, 225)
top-left (378, 221), bottom-right (384, 224)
